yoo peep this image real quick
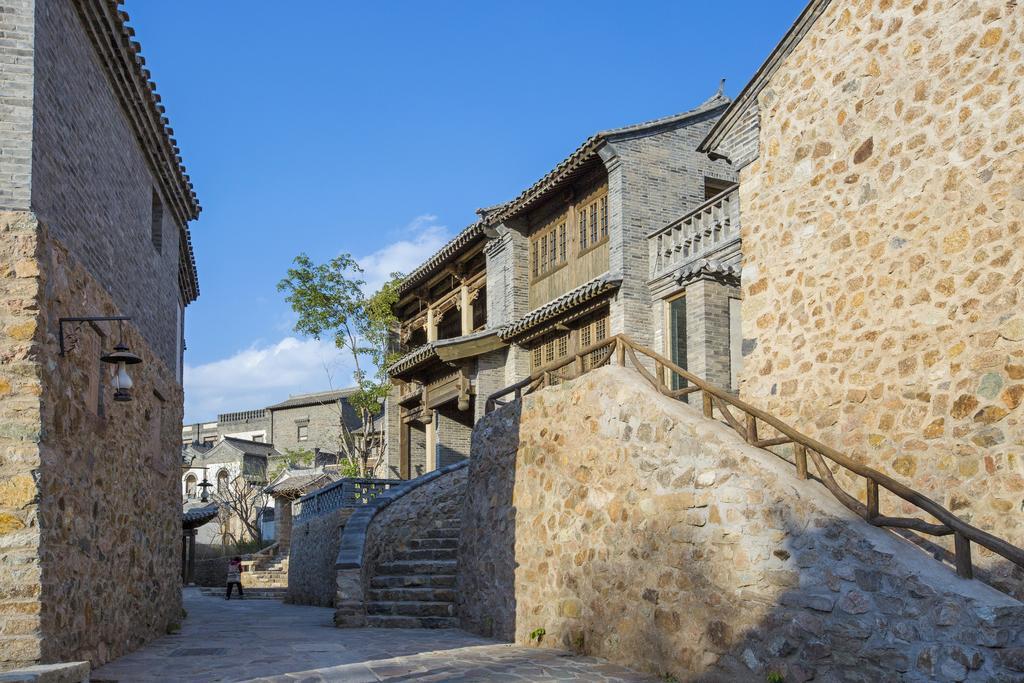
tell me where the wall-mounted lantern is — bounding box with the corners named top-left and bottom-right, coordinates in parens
top-left (59, 316), bottom-right (142, 402)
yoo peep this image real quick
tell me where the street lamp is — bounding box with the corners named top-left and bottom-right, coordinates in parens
top-left (59, 316), bottom-right (142, 402)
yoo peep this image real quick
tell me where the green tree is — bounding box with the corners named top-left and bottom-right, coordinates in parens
top-left (277, 253), bottom-right (401, 477)
top-left (267, 447), bottom-right (316, 482)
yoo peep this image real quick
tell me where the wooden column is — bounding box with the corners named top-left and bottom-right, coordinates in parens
top-left (424, 410), bottom-right (436, 472)
top-left (460, 284), bottom-right (473, 335)
top-left (425, 308), bottom-right (437, 342)
top-left (400, 421), bottom-right (411, 479)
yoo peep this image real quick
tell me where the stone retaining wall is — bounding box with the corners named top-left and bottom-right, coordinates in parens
top-left (459, 366), bottom-right (1024, 681)
top-left (287, 509), bottom-right (353, 607)
top-left (191, 558), bottom-right (228, 588)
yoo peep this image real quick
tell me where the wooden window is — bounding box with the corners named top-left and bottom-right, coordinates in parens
top-left (578, 208), bottom-right (588, 250)
top-left (600, 195), bottom-right (608, 238)
top-left (576, 189), bottom-right (608, 252)
top-left (531, 329), bottom-right (571, 372)
top-left (531, 213), bottom-right (568, 279)
top-left (297, 425), bottom-right (308, 441)
top-left (579, 312), bottom-right (610, 370)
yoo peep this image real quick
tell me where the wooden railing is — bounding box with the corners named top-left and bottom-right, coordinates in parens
top-left (485, 334), bottom-right (1024, 582)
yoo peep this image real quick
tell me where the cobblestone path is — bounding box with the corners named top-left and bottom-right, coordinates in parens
top-left (91, 589), bottom-right (656, 682)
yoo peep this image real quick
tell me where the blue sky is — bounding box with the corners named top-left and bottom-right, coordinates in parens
top-left (126, 1), bottom-right (805, 422)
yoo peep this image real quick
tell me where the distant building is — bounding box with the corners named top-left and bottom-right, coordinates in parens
top-left (182, 388), bottom-right (363, 453)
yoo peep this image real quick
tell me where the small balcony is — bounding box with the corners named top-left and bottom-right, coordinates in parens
top-left (648, 186), bottom-right (740, 282)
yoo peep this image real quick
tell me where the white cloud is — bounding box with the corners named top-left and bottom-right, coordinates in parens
top-left (185, 215), bottom-right (451, 423)
top-left (183, 337), bottom-right (354, 423)
top-left (357, 214), bottom-right (451, 292)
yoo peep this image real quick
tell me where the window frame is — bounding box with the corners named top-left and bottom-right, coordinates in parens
top-left (529, 213), bottom-right (569, 283)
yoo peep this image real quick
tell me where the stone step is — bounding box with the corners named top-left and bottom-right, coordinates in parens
top-left (421, 528), bottom-right (461, 539)
top-left (392, 548), bottom-right (457, 562)
top-left (370, 574), bottom-right (457, 589)
top-left (407, 537), bottom-right (458, 550)
top-left (367, 601), bottom-right (455, 618)
top-left (366, 615), bottom-right (459, 629)
top-left (368, 587), bottom-right (457, 603)
top-left (199, 588), bottom-right (286, 600)
top-left (375, 559), bottom-right (457, 575)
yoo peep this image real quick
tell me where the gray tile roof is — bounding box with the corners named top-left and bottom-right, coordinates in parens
top-left (396, 222), bottom-right (486, 297)
top-left (265, 470), bottom-right (336, 496)
top-left (490, 93), bottom-right (731, 224)
top-left (386, 328), bottom-right (501, 377)
top-left (498, 273), bottom-right (622, 342)
top-left (675, 259), bottom-right (741, 285)
top-left (182, 503), bottom-right (219, 529)
top-left (265, 388), bottom-right (357, 411)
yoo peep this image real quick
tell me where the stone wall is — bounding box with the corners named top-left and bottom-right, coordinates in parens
top-left (459, 366), bottom-right (1024, 681)
top-left (733, 0), bottom-right (1024, 588)
top-left (191, 557), bottom-right (229, 588)
top-left (0, 217), bottom-right (182, 670)
top-left (287, 508), bottom-right (353, 607)
top-left (435, 405), bottom-right (471, 468)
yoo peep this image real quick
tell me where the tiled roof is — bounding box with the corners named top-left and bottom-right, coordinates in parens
top-left (182, 503), bottom-right (219, 529)
top-left (498, 273), bottom-right (622, 342)
top-left (73, 1), bottom-right (201, 303)
top-left (491, 93), bottom-right (731, 224)
top-left (265, 470), bottom-right (336, 496)
top-left (675, 259), bottom-right (741, 285)
top-left (396, 221), bottom-right (488, 297)
top-left (386, 343), bottom-right (439, 377)
top-left (266, 388), bottom-right (357, 411)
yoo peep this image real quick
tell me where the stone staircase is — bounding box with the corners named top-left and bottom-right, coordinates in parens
top-left (242, 553), bottom-right (289, 589)
top-left (365, 517), bottom-right (460, 628)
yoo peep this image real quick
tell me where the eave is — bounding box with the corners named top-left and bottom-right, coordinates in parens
top-left (498, 273), bottom-right (622, 345)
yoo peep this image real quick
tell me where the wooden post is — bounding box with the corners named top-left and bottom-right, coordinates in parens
top-left (459, 284), bottom-right (473, 335)
top-left (425, 307), bottom-right (437, 342)
top-left (866, 479), bottom-right (879, 521)
top-left (574, 354), bottom-right (584, 377)
top-left (186, 529), bottom-right (196, 585)
top-left (954, 532), bottom-right (973, 579)
top-left (655, 362), bottom-right (664, 388)
top-left (794, 444), bottom-right (808, 480)
top-left (745, 413), bottom-right (758, 444)
top-left (543, 371), bottom-right (551, 388)
top-left (702, 392), bottom-right (713, 418)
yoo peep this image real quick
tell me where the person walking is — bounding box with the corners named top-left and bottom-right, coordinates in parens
top-left (225, 556), bottom-right (244, 600)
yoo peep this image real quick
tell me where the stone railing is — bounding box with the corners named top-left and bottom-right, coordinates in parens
top-left (647, 185), bottom-right (739, 280)
top-left (218, 408), bottom-right (267, 423)
top-left (334, 461), bottom-right (469, 627)
top-left (292, 478), bottom-right (398, 523)
top-left (486, 335), bottom-right (1024, 586)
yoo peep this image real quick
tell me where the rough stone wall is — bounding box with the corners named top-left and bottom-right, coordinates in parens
top-left (0, 217), bottom-right (182, 670)
top-left (30, 0), bottom-right (184, 371)
top-left (191, 557), bottom-right (229, 588)
top-left (0, 0), bottom-right (34, 211)
top-left (287, 508), bottom-right (353, 607)
top-left (0, 212), bottom-right (45, 669)
top-left (460, 366), bottom-right (1024, 681)
top-left (606, 110), bottom-right (735, 349)
top-left (735, 0), bottom-right (1024, 587)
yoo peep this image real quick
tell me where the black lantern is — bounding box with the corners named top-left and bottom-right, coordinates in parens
top-left (59, 316), bottom-right (143, 403)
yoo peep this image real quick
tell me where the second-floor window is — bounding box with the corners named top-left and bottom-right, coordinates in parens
top-left (531, 216), bottom-right (567, 279)
top-left (297, 425), bottom-right (308, 441)
top-left (578, 191), bottom-right (609, 251)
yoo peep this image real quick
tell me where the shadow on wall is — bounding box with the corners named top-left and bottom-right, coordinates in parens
top-left (457, 367), bottom-right (1024, 682)
top-left (456, 400), bottom-right (520, 641)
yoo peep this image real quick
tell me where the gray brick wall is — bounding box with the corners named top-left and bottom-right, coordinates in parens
top-left (684, 278), bottom-right (740, 391)
top-left (29, 0), bottom-right (184, 370)
top-left (269, 400), bottom-right (359, 454)
top-left (0, 0), bottom-right (34, 210)
top-left (606, 106), bottom-right (736, 350)
top-left (382, 387), bottom-right (403, 477)
top-left (714, 102), bottom-right (761, 170)
top-left (436, 405), bottom-right (472, 468)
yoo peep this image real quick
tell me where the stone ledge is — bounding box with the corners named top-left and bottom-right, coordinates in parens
top-left (0, 662), bottom-right (89, 683)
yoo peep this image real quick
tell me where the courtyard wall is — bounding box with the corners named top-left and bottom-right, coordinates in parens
top-left (459, 366), bottom-right (1024, 681)
top-left (287, 508), bottom-right (353, 607)
top-left (732, 0), bottom-right (1024, 587)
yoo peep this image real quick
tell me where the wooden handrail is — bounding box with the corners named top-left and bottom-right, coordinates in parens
top-left (484, 334), bottom-right (1024, 583)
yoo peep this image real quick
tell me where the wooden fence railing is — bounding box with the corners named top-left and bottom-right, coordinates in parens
top-left (485, 334), bottom-right (1024, 582)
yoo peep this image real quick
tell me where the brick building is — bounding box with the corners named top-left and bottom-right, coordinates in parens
top-left (0, 0), bottom-right (200, 670)
top-left (699, 0), bottom-right (1024, 586)
top-left (384, 91), bottom-right (738, 476)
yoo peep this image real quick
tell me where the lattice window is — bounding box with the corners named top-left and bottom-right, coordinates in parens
top-left (600, 195), bottom-right (608, 238)
top-left (590, 203), bottom-right (598, 244)
top-left (579, 208), bottom-right (589, 250)
top-left (531, 213), bottom-right (568, 279)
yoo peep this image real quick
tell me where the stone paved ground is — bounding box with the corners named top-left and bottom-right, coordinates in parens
top-left (91, 589), bottom-right (656, 682)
